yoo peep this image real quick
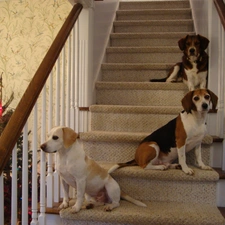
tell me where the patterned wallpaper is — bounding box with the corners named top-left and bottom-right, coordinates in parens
top-left (0, 0), bottom-right (72, 108)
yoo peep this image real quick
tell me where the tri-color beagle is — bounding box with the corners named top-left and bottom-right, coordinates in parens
top-left (109, 89), bottom-right (218, 175)
top-left (150, 34), bottom-right (209, 91)
top-left (41, 127), bottom-right (146, 213)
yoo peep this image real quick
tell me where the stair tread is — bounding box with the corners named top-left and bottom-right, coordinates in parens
top-left (102, 62), bottom-right (175, 70)
top-left (60, 200), bottom-right (224, 225)
top-left (80, 131), bottom-right (214, 145)
top-left (114, 19), bottom-right (193, 25)
top-left (119, 0), bottom-right (190, 9)
top-left (106, 46), bottom-right (180, 52)
top-left (110, 32), bottom-right (195, 38)
top-left (90, 104), bottom-right (182, 114)
top-left (100, 162), bottom-right (219, 182)
top-left (96, 81), bottom-right (187, 90)
top-left (117, 9), bottom-right (191, 14)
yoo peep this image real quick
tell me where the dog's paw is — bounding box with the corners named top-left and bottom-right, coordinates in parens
top-left (104, 205), bottom-right (113, 212)
top-left (160, 165), bottom-right (168, 170)
top-left (183, 167), bottom-right (194, 175)
top-left (104, 203), bottom-right (119, 212)
top-left (59, 201), bottom-right (69, 209)
top-left (200, 165), bottom-right (212, 170)
top-left (71, 205), bottom-right (81, 213)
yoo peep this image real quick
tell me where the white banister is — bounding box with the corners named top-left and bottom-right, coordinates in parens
top-left (22, 123), bottom-right (29, 225)
top-left (11, 145), bottom-right (18, 225)
top-left (46, 72), bottom-right (54, 208)
top-left (0, 174), bottom-right (3, 225)
top-left (38, 85), bottom-right (47, 224)
top-left (54, 59), bottom-right (61, 204)
top-left (66, 36), bottom-right (71, 128)
top-left (61, 47), bottom-right (66, 126)
top-left (31, 103), bottom-right (39, 225)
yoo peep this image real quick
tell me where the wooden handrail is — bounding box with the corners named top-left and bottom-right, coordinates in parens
top-left (214, 0), bottom-right (225, 30)
top-left (0, 3), bottom-right (83, 174)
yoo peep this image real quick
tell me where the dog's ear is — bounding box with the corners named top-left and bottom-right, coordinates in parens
top-left (207, 89), bottom-right (218, 111)
top-left (62, 127), bottom-right (78, 148)
top-left (178, 35), bottom-right (188, 51)
top-left (181, 91), bottom-right (195, 113)
top-left (198, 34), bottom-right (209, 50)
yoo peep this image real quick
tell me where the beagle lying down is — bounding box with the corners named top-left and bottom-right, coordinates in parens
top-left (109, 89), bottom-right (218, 175)
top-left (41, 127), bottom-right (146, 213)
top-left (150, 34), bottom-right (209, 91)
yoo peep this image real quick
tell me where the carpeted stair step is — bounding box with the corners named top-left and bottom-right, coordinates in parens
top-left (80, 131), bottom-right (212, 165)
top-left (96, 82), bottom-right (188, 106)
top-left (60, 200), bottom-right (224, 225)
top-left (106, 47), bottom-right (182, 63)
top-left (101, 163), bottom-right (218, 204)
top-left (101, 63), bottom-right (174, 82)
top-left (113, 20), bottom-right (194, 33)
top-left (90, 105), bottom-right (181, 133)
top-left (116, 9), bottom-right (192, 21)
top-left (110, 32), bottom-right (195, 47)
top-left (119, 0), bottom-right (190, 10)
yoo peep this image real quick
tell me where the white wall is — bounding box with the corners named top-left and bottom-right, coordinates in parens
top-left (190, 0), bottom-right (208, 36)
top-left (93, 0), bottom-right (119, 84)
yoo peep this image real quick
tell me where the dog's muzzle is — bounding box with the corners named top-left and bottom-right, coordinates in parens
top-left (202, 103), bottom-right (208, 110)
top-left (189, 48), bottom-right (196, 55)
top-left (40, 144), bottom-right (48, 152)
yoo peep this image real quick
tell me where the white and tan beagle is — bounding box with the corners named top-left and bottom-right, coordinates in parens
top-left (40, 127), bottom-right (146, 213)
top-left (150, 34), bottom-right (209, 91)
top-left (109, 89), bottom-right (218, 175)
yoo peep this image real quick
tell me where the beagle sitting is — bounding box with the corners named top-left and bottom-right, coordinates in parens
top-left (150, 34), bottom-right (209, 91)
top-left (41, 127), bottom-right (146, 213)
top-left (109, 89), bottom-right (218, 175)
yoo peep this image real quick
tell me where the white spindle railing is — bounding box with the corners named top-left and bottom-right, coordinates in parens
top-left (0, 1), bottom-right (95, 224)
top-left (31, 104), bottom-right (38, 225)
top-left (22, 123), bottom-right (29, 225)
top-left (0, 174), bottom-right (3, 225)
top-left (11, 145), bottom-right (18, 225)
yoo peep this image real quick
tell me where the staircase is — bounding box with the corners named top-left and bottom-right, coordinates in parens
top-left (59, 1), bottom-right (225, 224)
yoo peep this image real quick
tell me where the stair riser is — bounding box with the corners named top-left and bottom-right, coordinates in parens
top-left (84, 141), bottom-right (210, 166)
top-left (96, 89), bottom-right (187, 106)
top-left (110, 37), bottom-right (180, 47)
top-left (106, 52), bottom-right (182, 63)
top-left (116, 12), bottom-right (191, 21)
top-left (114, 23), bottom-right (193, 33)
top-left (115, 176), bottom-right (217, 204)
top-left (102, 69), bottom-right (169, 82)
top-left (119, 1), bottom-right (190, 10)
top-left (91, 112), bottom-right (179, 133)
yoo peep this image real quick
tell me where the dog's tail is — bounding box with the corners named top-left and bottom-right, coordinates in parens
top-left (150, 77), bottom-right (167, 82)
top-left (121, 191), bottom-right (147, 207)
top-left (108, 159), bottom-right (137, 174)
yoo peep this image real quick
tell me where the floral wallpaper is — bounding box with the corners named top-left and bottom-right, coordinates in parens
top-left (0, 0), bottom-right (72, 108)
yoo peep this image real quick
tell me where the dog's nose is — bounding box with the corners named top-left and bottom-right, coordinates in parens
top-left (202, 103), bottom-right (208, 110)
top-left (40, 143), bottom-right (46, 151)
top-left (189, 48), bottom-right (195, 54)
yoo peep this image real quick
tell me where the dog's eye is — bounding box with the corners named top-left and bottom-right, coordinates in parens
top-left (195, 41), bottom-right (200, 45)
top-left (186, 42), bottom-right (190, 46)
top-left (193, 96), bottom-right (199, 101)
top-left (52, 135), bottom-right (59, 140)
top-left (205, 95), bottom-right (210, 100)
